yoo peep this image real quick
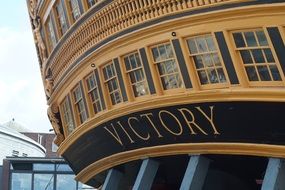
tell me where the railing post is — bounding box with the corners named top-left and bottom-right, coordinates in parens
top-left (179, 155), bottom-right (210, 190)
top-left (132, 158), bottom-right (159, 190)
top-left (261, 158), bottom-right (285, 190)
top-left (102, 169), bottom-right (123, 190)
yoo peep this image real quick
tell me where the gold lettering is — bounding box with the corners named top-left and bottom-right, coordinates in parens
top-left (159, 110), bottom-right (183, 136)
top-left (178, 108), bottom-right (208, 135)
top-left (140, 113), bottom-right (163, 138)
top-left (104, 123), bottom-right (124, 146)
top-left (128, 117), bottom-right (150, 140)
top-left (196, 106), bottom-right (220, 135)
top-left (117, 121), bottom-right (135, 144)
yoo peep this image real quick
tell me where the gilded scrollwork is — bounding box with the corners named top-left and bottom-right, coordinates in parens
top-left (44, 76), bottom-right (54, 99)
top-left (28, 0), bottom-right (38, 20)
top-left (33, 18), bottom-right (47, 64)
top-left (47, 105), bottom-right (64, 146)
top-left (28, 0), bottom-right (47, 68)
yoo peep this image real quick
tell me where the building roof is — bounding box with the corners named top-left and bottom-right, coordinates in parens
top-left (2, 119), bottom-right (31, 133)
top-left (0, 123), bottom-right (45, 153)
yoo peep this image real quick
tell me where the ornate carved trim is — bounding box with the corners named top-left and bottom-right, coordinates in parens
top-left (47, 104), bottom-right (64, 146)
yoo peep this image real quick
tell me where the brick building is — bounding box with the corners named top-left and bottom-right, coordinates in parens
top-left (22, 132), bottom-right (58, 158)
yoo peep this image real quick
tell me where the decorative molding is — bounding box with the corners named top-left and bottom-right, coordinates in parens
top-left (76, 143), bottom-right (285, 183)
top-left (45, 0), bottom-right (246, 90)
top-left (28, 0), bottom-right (48, 70)
top-left (47, 104), bottom-right (64, 145)
top-left (58, 89), bottom-right (285, 154)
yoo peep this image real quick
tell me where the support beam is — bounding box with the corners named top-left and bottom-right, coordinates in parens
top-left (179, 155), bottom-right (210, 190)
top-left (102, 169), bottom-right (123, 190)
top-left (261, 158), bottom-right (285, 190)
top-left (133, 159), bottom-right (159, 190)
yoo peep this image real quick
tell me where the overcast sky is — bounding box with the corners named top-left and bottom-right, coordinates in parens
top-left (0, 1), bottom-right (51, 132)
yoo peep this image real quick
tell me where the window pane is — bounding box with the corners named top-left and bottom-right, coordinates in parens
top-left (87, 75), bottom-right (95, 90)
top-left (34, 163), bottom-right (54, 171)
top-left (157, 62), bottom-right (166, 75)
top-left (11, 173), bottom-right (32, 190)
top-left (124, 57), bottom-right (131, 70)
top-left (196, 37), bottom-right (207, 53)
top-left (56, 174), bottom-right (76, 190)
top-left (94, 102), bottom-right (101, 113)
top-left (264, 49), bottom-right (274, 62)
top-left (56, 164), bottom-right (73, 171)
top-left (165, 44), bottom-right (174, 58)
top-left (168, 74), bottom-right (181, 88)
top-left (257, 66), bottom-right (271, 81)
top-left (110, 91), bottom-right (122, 105)
top-left (240, 50), bottom-right (253, 64)
top-left (212, 54), bottom-right (221, 66)
top-left (233, 33), bottom-right (245, 48)
top-left (34, 174), bottom-right (54, 190)
top-left (88, 0), bottom-right (95, 7)
top-left (130, 54), bottom-right (137, 69)
top-left (152, 47), bottom-right (160, 62)
top-left (114, 91), bottom-right (121, 104)
top-left (135, 53), bottom-right (142, 66)
top-left (107, 80), bottom-right (113, 91)
top-left (245, 66), bottom-right (258, 81)
top-left (57, 2), bottom-right (68, 34)
top-left (135, 70), bottom-right (144, 81)
top-left (207, 68), bottom-right (218, 83)
top-left (129, 72), bottom-right (136, 83)
top-left (187, 39), bottom-right (198, 54)
top-left (158, 45), bottom-right (167, 60)
top-left (106, 65), bottom-right (114, 78)
top-left (133, 82), bottom-right (149, 97)
top-left (217, 68), bottom-right (227, 83)
top-left (47, 18), bottom-right (57, 49)
top-left (165, 60), bottom-right (175, 73)
top-left (256, 30), bottom-right (268, 46)
top-left (269, 65), bottom-right (282, 81)
top-left (78, 182), bottom-right (96, 190)
top-left (70, 0), bottom-right (81, 20)
top-left (203, 54), bottom-right (213, 67)
top-left (252, 49), bottom-right (265, 63)
top-left (198, 70), bottom-right (208, 84)
top-left (194, 55), bottom-right (203, 69)
top-left (244, 32), bottom-right (258, 47)
top-left (161, 76), bottom-right (169, 89)
top-left (205, 35), bottom-right (216, 51)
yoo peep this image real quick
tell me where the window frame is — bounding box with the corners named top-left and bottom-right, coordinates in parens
top-left (101, 61), bottom-right (123, 107)
top-left (71, 83), bottom-right (89, 125)
top-left (122, 51), bottom-right (150, 99)
top-left (184, 33), bottom-right (230, 90)
top-left (66, 0), bottom-right (82, 24)
top-left (44, 15), bottom-right (57, 53)
top-left (84, 70), bottom-right (104, 116)
top-left (149, 41), bottom-right (184, 94)
top-left (231, 28), bottom-right (285, 86)
top-left (86, 0), bottom-right (97, 8)
top-left (54, 0), bottom-right (69, 37)
top-left (59, 95), bottom-right (76, 137)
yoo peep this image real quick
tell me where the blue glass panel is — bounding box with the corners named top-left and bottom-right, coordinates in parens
top-left (56, 174), bottom-right (76, 190)
top-left (11, 173), bottom-right (32, 190)
top-left (33, 163), bottom-right (55, 171)
top-left (56, 164), bottom-right (73, 172)
top-left (34, 174), bottom-right (53, 190)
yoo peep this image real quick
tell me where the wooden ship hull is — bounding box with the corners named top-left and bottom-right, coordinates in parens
top-left (27, 0), bottom-right (285, 188)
